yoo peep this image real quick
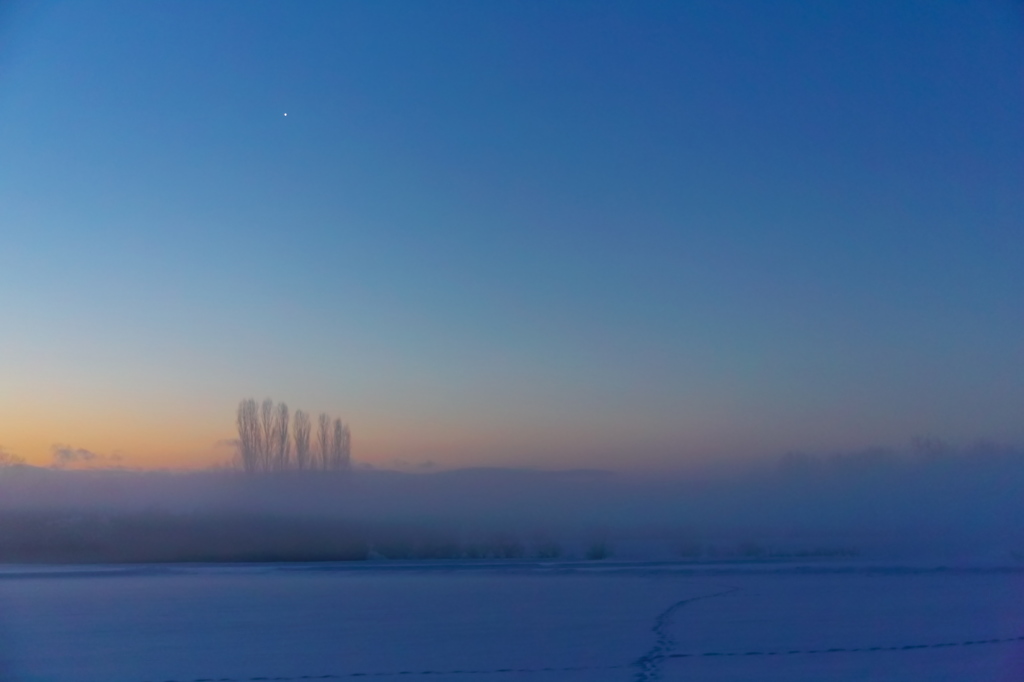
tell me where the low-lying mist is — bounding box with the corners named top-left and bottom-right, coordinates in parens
top-left (1, 443), bottom-right (1023, 564)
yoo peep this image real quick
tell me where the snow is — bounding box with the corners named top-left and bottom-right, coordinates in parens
top-left (0, 561), bottom-right (1022, 681)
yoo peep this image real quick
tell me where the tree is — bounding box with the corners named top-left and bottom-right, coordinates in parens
top-left (331, 418), bottom-right (351, 471)
top-left (236, 399), bottom-right (260, 473)
top-left (259, 398), bottom-right (275, 471)
top-left (274, 402), bottom-right (290, 471)
top-left (293, 410), bottom-right (311, 471)
top-left (236, 399), bottom-right (351, 473)
top-left (317, 413), bottom-right (331, 471)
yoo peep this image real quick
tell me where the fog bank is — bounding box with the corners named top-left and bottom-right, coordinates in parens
top-left (0, 446), bottom-right (1022, 563)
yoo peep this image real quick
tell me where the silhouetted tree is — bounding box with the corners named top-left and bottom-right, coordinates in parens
top-left (236, 399), bottom-right (260, 473)
top-left (331, 418), bottom-right (351, 471)
top-left (259, 399), bottom-right (275, 471)
top-left (237, 399), bottom-right (350, 473)
top-left (293, 410), bottom-right (311, 471)
top-left (317, 413), bottom-right (331, 470)
top-left (274, 402), bottom-right (290, 471)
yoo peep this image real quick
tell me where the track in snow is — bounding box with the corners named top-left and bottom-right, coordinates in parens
top-left (632, 587), bottom-right (740, 682)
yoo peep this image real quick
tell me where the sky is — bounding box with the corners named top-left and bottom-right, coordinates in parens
top-left (0, 0), bottom-right (1022, 471)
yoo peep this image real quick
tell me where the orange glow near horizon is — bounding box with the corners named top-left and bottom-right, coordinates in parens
top-left (1, 408), bottom-right (912, 473)
top-left (0, 390), bottom-right (986, 472)
top-left (1, 409), bottom-right (715, 471)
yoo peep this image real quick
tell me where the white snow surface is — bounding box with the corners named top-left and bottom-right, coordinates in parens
top-left (0, 561), bottom-right (1022, 682)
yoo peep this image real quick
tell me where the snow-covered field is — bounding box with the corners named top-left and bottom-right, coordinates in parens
top-left (0, 561), bottom-right (1022, 682)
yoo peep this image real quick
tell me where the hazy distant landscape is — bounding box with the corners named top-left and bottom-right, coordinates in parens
top-left (1, 443), bottom-right (1022, 565)
top-left (3, 448), bottom-right (1022, 681)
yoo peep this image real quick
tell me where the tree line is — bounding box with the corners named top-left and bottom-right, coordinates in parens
top-left (236, 398), bottom-right (351, 473)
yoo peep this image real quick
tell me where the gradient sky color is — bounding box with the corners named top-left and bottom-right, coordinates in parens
top-left (1, 1), bottom-right (1023, 470)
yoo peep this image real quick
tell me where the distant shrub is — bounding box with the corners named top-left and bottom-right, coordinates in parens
top-left (463, 543), bottom-right (487, 559)
top-left (534, 541), bottom-right (562, 559)
top-left (678, 541), bottom-right (704, 559)
top-left (585, 540), bottom-right (611, 560)
top-left (490, 535), bottom-right (526, 559)
top-left (738, 541), bottom-right (766, 558)
top-left (0, 511), bottom-right (370, 563)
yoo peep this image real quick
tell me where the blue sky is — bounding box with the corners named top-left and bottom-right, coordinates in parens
top-left (1, 0), bottom-right (1022, 469)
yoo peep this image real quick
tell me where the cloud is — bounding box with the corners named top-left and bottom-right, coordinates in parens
top-left (389, 458), bottom-right (438, 472)
top-left (50, 444), bottom-right (121, 469)
top-left (0, 447), bottom-right (25, 467)
top-left (215, 438), bottom-right (241, 450)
